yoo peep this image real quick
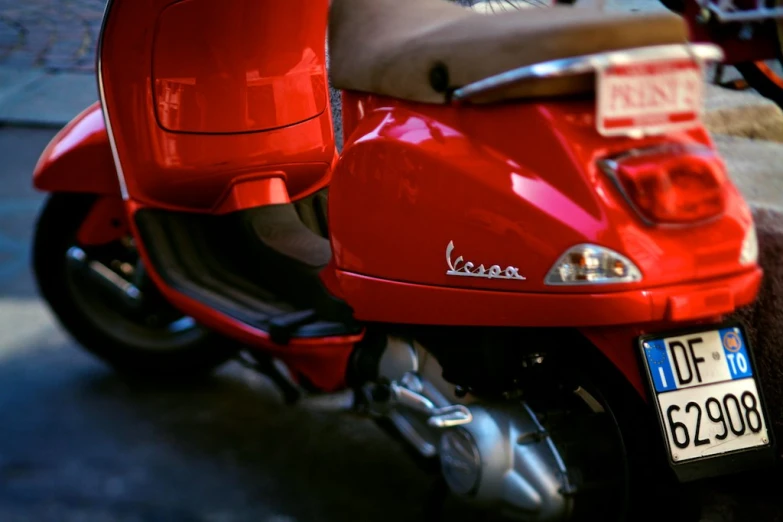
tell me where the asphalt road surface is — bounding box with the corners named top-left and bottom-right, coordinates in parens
top-left (0, 127), bottom-right (438, 522)
top-left (1, 127), bottom-right (783, 522)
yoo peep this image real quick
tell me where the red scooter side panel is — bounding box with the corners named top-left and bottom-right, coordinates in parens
top-left (124, 201), bottom-right (361, 392)
top-left (99, 0), bottom-right (335, 211)
top-left (330, 93), bottom-right (756, 297)
top-left (582, 325), bottom-right (650, 398)
top-left (580, 317), bottom-right (725, 399)
top-left (330, 92), bottom-right (763, 396)
top-left (152, 0), bottom-right (328, 134)
top-left (33, 102), bottom-right (121, 196)
top-left (77, 195), bottom-right (129, 246)
top-left (211, 176), bottom-right (290, 215)
top-left (331, 267), bottom-right (761, 327)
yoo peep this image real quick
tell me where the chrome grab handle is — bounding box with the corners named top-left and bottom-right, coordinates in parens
top-left (452, 43), bottom-right (724, 102)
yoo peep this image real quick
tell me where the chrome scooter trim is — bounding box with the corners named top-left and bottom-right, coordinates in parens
top-left (95, 0), bottom-right (129, 200)
top-left (452, 43), bottom-right (725, 102)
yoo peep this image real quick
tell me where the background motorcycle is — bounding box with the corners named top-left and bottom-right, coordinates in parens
top-left (659, 0), bottom-right (783, 106)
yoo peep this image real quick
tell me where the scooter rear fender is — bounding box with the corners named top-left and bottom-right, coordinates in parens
top-left (33, 102), bottom-right (122, 196)
top-left (331, 94), bottom-right (760, 301)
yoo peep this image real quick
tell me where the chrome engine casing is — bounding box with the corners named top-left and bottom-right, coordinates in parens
top-left (443, 404), bottom-right (574, 519)
top-left (370, 337), bottom-right (575, 521)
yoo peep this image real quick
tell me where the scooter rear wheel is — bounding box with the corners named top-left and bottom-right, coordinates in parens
top-left (33, 193), bottom-right (238, 379)
top-left (424, 344), bottom-right (701, 522)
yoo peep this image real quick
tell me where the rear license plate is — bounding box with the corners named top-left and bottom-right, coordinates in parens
top-left (597, 58), bottom-right (703, 137)
top-left (639, 324), bottom-right (773, 474)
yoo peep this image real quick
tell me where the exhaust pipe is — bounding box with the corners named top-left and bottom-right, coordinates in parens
top-left (66, 246), bottom-right (144, 310)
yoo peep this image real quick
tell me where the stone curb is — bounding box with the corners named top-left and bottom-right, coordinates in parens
top-left (717, 134), bottom-right (783, 444)
top-left (0, 68), bottom-right (46, 108)
top-left (0, 67), bottom-right (97, 128)
top-left (703, 84), bottom-right (783, 143)
top-left (731, 205), bottom-right (783, 446)
top-left (714, 134), bottom-right (783, 211)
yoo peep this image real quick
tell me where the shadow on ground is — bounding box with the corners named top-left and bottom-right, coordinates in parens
top-left (0, 338), bottom-right (433, 522)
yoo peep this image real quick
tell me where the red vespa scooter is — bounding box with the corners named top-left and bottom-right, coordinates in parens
top-left (31, 0), bottom-right (774, 519)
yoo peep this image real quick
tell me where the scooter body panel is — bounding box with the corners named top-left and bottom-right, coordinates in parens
top-left (152, 0), bottom-right (329, 134)
top-left (328, 91), bottom-right (763, 400)
top-left (329, 93), bottom-right (759, 312)
top-left (33, 102), bottom-right (121, 196)
top-left (98, 0), bottom-right (335, 211)
top-left (328, 266), bottom-right (761, 327)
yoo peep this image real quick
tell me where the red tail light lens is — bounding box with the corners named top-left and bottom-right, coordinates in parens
top-left (604, 146), bottom-right (728, 225)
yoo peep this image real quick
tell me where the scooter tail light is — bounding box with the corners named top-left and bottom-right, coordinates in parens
top-left (605, 147), bottom-right (728, 225)
top-left (545, 244), bottom-right (643, 285)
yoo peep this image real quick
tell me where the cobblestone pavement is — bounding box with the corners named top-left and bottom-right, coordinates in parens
top-left (0, 0), bottom-right (662, 74)
top-left (0, 0), bottom-right (104, 73)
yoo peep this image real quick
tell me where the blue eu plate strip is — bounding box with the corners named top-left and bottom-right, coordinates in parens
top-left (644, 339), bottom-right (677, 393)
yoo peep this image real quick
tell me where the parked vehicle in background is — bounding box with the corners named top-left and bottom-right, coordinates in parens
top-left (659, 0), bottom-right (783, 106)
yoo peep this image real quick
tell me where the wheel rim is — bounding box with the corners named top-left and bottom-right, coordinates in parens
top-left (532, 380), bottom-right (630, 521)
top-left (65, 236), bottom-right (206, 352)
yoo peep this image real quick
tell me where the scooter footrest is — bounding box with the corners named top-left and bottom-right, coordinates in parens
top-left (133, 208), bottom-right (362, 343)
top-left (268, 309), bottom-right (319, 344)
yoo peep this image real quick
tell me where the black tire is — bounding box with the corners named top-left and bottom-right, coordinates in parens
top-left (736, 61), bottom-right (783, 108)
top-left (544, 344), bottom-right (701, 522)
top-left (33, 193), bottom-right (238, 379)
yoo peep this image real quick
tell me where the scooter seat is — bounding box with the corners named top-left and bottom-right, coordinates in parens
top-left (328, 0), bottom-right (688, 104)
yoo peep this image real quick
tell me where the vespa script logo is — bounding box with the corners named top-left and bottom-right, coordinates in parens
top-left (446, 241), bottom-right (526, 281)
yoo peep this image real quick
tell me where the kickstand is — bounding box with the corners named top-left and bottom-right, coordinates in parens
top-left (713, 63), bottom-right (724, 85)
top-left (237, 352), bottom-right (302, 404)
top-left (713, 63), bottom-right (751, 91)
